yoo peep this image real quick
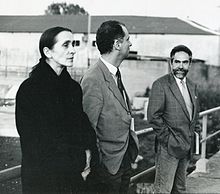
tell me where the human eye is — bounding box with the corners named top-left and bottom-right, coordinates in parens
top-left (174, 60), bottom-right (180, 64)
top-left (183, 60), bottom-right (189, 64)
top-left (63, 42), bottom-right (69, 48)
top-left (62, 41), bottom-right (71, 48)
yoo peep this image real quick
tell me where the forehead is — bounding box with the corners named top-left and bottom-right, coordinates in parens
top-left (173, 51), bottom-right (190, 60)
top-left (55, 31), bottom-right (74, 42)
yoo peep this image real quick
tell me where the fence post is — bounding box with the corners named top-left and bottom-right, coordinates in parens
top-left (195, 115), bottom-right (208, 173)
top-left (5, 64), bottom-right (7, 78)
top-left (143, 101), bottom-right (148, 120)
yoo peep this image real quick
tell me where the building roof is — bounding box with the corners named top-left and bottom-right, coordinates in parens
top-left (0, 15), bottom-right (216, 35)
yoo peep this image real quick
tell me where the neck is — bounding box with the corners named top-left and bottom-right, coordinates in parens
top-left (101, 53), bottom-right (122, 68)
top-left (46, 59), bottom-right (64, 75)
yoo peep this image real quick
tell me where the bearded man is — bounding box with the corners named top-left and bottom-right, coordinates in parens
top-left (147, 45), bottom-right (201, 193)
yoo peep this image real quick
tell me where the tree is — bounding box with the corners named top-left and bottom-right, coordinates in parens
top-left (45, 2), bottom-right (88, 15)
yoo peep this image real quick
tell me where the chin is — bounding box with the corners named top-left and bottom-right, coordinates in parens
top-left (65, 62), bottom-right (74, 67)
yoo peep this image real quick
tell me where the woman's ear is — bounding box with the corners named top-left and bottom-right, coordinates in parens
top-left (43, 47), bottom-right (52, 58)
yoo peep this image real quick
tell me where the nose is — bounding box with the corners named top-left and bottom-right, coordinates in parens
top-left (129, 40), bottom-right (132, 47)
top-left (70, 45), bottom-right (76, 54)
top-left (178, 62), bottom-right (184, 68)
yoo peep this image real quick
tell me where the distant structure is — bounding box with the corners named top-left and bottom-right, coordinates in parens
top-left (0, 15), bottom-right (219, 68)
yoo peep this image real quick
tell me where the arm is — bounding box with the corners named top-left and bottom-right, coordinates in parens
top-left (15, 83), bottom-right (40, 162)
top-left (76, 83), bottom-right (99, 152)
top-left (147, 81), bottom-right (170, 145)
top-left (81, 77), bottom-right (103, 167)
top-left (81, 77), bottom-right (103, 133)
top-left (81, 112), bottom-right (99, 168)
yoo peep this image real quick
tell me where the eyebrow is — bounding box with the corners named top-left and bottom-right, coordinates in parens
top-left (174, 59), bottom-right (189, 62)
top-left (62, 40), bottom-right (71, 45)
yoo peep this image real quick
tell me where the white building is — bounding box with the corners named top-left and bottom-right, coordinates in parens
top-left (0, 15), bottom-right (219, 69)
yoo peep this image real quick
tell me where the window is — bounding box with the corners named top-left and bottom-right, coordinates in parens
top-left (75, 40), bottom-right (80, 47)
top-left (92, 41), bottom-right (96, 47)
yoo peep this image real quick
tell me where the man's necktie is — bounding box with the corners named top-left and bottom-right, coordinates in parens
top-left (180, 80), bottom-right (193, 120)
top-left (116, 68), bottom-right (131, 111)
top-left (116, 68), bottom-right (124, 98)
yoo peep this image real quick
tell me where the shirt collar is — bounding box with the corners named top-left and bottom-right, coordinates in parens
top-left (100, 57), bottom-right (117, 76)
top-left (173, 74), bottom-right (186, 85)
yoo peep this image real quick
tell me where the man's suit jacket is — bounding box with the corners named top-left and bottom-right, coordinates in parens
top-left (147, 73), bottom-right (199, 159)
top-left (81, 59), bottom-right (139, 175)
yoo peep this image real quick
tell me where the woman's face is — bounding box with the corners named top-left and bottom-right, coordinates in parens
top-left (48, 31), bottom-right (76, 68)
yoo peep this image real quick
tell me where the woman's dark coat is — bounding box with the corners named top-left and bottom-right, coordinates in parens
top-left (15, 59), bottom-right (97, 193)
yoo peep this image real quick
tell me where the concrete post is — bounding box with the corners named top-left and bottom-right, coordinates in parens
top-left (143, 100), bottom-right (148, 120)
top-left (195, 115), bottom-right (208, 173)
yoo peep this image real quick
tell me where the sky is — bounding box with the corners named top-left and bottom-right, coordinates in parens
top-left (1, 0), bottom-right (220, 31)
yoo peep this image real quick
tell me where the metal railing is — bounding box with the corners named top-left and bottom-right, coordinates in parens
top-left (1, 106), bottom-right (220, 183)
top-left (0, 98), bottom-right (15, 107)
top-left (131, 106), bottom-right (220, 182)
top-left (0, 165), bottom-right (21, 182)
top-left (0, 127), bottom-right (154, 183)
top-left (194, 106), bottom-right (220, 173)
top-left (131, 127), bottom-right (154, 183)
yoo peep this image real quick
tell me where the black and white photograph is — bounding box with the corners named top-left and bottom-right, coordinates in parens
top-left (0, 0), bottom-right (220, 193)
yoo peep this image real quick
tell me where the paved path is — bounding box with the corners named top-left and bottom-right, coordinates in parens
top-left (187, 151), bottom-right (220, 193)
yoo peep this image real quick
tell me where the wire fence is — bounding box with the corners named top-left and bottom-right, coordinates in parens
top-left (0, 65), bottom-right (88, 82)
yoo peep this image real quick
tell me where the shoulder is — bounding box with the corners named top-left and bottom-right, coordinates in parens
top-left (157, 74), bottom-right (170, 83)
top-left (16, 77), bottom-right (37, 102)
top-left (152, 74), bottom-right (170, 87)
top-left (17, 78), bottom-right (33, 94)
top-left (81, 63), bottom-right (103, 85)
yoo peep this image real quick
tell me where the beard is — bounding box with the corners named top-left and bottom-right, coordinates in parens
top-left (172, 68), bottom-right (188, 79)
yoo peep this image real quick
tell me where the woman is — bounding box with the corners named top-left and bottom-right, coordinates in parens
top-left (16, 26), bottom-right (97, 194)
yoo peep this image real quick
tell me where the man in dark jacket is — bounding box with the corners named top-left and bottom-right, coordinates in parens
top-left (147, 45), bottom-right (201, 193)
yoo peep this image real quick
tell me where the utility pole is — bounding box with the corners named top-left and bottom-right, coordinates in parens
top-left (218, 26), bottom-right (220, 66)
top-left (216, 5), bottom-right (220, 66)
top-left (87, 14), bottom-right (91, 67)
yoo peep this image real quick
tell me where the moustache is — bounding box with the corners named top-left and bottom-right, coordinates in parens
top-left (173, 68), bottom-right (188, 76)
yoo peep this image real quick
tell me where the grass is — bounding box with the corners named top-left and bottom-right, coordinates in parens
top-left (0, 137), bottom-right (21, 194)
top-left (0, 137), bottom-right (21, 171)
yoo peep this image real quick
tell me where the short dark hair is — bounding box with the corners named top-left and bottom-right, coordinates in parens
top-left (96, 20), bottom-right (126, 55)
top-left (39, 26), bottom-right (72, 59)
top-left (170, 45), bottom-right (192, 63)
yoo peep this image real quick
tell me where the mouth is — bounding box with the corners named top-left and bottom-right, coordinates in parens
top-left (176, 71), bottom-right (184, 74)
top-left (67, 57), bottom-right (74, 61)
top-left (173, 69), bottom-right (188, 78)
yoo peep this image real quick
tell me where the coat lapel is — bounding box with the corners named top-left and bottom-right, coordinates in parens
top-left (98, 60), bottom-right (128, 111)
top-left (168, 74), bottom-right (190, 120)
